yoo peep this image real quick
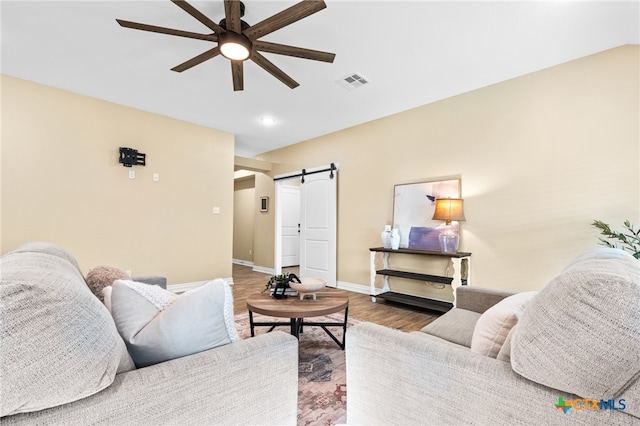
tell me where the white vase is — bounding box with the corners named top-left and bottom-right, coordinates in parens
top-left (381, 225), bottom-right (392, 249)
top-left (390, 228), bottom-right (400, 250)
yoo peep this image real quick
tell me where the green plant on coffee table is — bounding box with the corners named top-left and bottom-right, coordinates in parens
top-left (263, 273), bottom-right (291, 293)
top-left (592, 220), bottom-right (640, 259)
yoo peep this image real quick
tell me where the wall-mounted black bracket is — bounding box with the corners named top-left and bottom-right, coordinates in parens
top-left (119, 147), bottom-right (146, 167)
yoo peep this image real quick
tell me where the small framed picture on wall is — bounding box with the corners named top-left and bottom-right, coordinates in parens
top-left (260, 196), bottom-right (269, 212)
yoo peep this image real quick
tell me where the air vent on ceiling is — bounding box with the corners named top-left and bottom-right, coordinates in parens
top-left (336, 73), bottom-right (370, 91)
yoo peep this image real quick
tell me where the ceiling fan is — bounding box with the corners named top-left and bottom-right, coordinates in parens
top-left (117, 0), bottom-right (336, 91)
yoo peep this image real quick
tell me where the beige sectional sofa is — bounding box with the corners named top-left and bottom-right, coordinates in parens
top-left (346, 248), bottom-right (640, 425)
top-left (0, 242), bottom-right (299, 425)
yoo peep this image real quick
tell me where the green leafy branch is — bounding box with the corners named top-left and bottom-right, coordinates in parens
top-left (592, 220), bottom-right (640, 259)
top-left (263, 273), bottom-right (291, 292)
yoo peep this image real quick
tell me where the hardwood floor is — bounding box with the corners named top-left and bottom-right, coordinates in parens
top-left (231, 263), bottom-right (440, 332)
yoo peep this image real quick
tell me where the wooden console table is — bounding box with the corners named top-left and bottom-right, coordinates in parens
top-left (369, 247), bottom-right (471, 312)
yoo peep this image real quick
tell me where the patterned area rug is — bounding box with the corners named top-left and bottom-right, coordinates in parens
top-left (235, 311), bottom-right (361, 426)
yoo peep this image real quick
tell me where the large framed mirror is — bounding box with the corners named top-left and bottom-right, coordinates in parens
top-left (392, 178), bottom-right (461, 249)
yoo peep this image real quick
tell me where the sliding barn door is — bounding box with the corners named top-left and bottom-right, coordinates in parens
top-left (299, 169), bottom-right (337, 287)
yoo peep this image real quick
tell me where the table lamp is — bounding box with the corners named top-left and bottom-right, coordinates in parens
top-left (431, 198), bottom-right (466, 252)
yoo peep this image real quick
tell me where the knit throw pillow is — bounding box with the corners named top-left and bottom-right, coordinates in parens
top-left (511, 248), bottom-right (640, 398)
top-left (470, 291), bottom-right (537, 358)
top-left (0, 244), bottom-right (135, 417)
top-left (86, 265), bottom-right (130, 302)
top-left (109, 279), bottom-right (240, 367)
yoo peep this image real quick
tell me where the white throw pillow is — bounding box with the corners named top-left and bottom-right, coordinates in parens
top-left (102, 286), bottom-right (113, 312)
top-left (110, 279), bottom-right (240, 367)
top-left (470, 291), bottom-right (537, 358)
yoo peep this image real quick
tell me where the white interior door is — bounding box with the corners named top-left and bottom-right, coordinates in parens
top-left (299, 169), bottom-right (337, 287)
top-left (281, 185), bottom-right (300, 267)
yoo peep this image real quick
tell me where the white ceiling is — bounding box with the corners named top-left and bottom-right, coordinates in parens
top-left (2, 1), bottom-right (639, 157)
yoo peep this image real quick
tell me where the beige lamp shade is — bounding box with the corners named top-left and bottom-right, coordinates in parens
top-left (432, 198), bottom-right (466, 224)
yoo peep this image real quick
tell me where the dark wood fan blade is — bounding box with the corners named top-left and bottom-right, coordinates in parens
top-left (171, 46), bottom-right (221, 72)
top-left (171, 0), bottom-right (226, 34)
top-left (224, 0), bottom-right (242, 33)
top-left (116, 19), bottom-right (218, 42)
top-left (251, 51), bottom-right (299, 89)
top-left (231, 61), bottom-right (244, 91)
top-left (244, 0), bottom-right (326, 40)
top-left (253, 40), bottom-right (335, 63)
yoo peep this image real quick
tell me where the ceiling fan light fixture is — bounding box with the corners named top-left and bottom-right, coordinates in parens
top-left (117, 0), bottom-right (335, 90)
top-left (219, 32), bottom-right (252, 61)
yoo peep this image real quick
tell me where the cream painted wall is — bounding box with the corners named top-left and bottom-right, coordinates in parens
top-left (1, 75), bottom-right (235, 284)
top-left (256, 45), bottom-right (640, 293)
top-left (233, 177), bottom-right (255, 262)
top-left (253, 172), bottom-right (275, 269)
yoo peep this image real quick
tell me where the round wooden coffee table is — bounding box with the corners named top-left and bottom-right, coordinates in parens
top-left (246, 291), bottom-right (349, 349)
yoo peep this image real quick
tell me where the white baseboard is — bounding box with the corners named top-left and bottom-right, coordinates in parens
top-left (252, 265), bottom-right (275, 275)
top-left (168, 277), bottom-right (233, 293)
top-left (232, 258), bottom-right (254, 266)
top-left (247, 268), bottom-right (369, 294)
top-left (336, 281), bottom-right (370, 295)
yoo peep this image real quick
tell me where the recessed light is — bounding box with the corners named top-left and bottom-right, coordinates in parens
top-left (260, 116), bottom-right (276, 126)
